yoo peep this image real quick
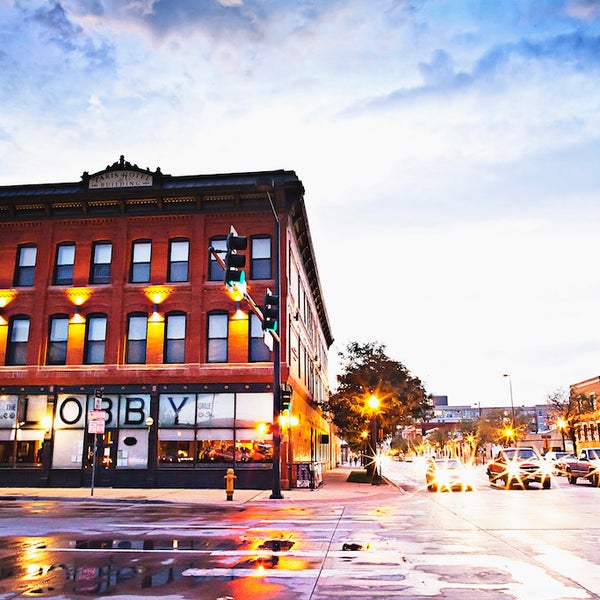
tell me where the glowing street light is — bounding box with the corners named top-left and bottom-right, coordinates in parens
top-left (367, 394), bottom-right (381, 485)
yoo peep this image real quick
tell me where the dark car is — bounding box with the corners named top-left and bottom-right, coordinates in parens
top-left (426, 458), bottom-right (475, 492)
top-left (486, 447), bottom-right (551, 489)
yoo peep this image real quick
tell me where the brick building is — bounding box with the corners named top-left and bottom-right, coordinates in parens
top-left (0, 156), bottom-right (335, 490)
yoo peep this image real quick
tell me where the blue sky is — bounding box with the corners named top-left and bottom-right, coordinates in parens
top-left (2, 0), bottom-right (600, 408)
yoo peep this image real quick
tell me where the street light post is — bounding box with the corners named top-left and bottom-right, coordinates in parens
top-left (503, 374), bottom-right (515, 424)
top-left (367, 395), bottom-right (381, 485)
top-left (258, 182), bottom-right (283, 500)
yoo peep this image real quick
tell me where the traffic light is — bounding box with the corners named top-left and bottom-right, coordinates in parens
top-left (279, 387), bottom-right (291, 411)
top-left (262, 291), bottom-right (278, 332)
top-left (224, 231), bottom-right (247, 286)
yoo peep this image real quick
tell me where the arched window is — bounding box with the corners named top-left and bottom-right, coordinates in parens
top-left (90, 241), bottom-right (112, 284)
top-left (129, 240), bottom-right (152, 283)
top-left (6, 315), bottom-right (30, 366)
top-left (53, 242), bottom-right (76, 286)
top-left (249, 313), bottom-right (270, 362)
top-left (167, 238), bottom-right (190, 282)
top-left (14, 244), bottom-right (37, 287)
top-left (46, 314), bottom-right (69, 365)
top-left (250, 235), bottom-right (271, 279)
top-left (164, 312), bottom-right (186, 363)
top-left (126, 313), bottom-right (148, 364)
top-left (84, 313), bottom-right (107, 364)
top-left (208, 236), bottom-right (227, 281)
top-left (207, 311), bottom-right (228, 363)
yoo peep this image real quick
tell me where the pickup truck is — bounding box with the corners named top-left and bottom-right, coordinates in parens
top-left (566, 448), bottom-right (600, 486)
top-left (486, 447), bottom-right (551, 489)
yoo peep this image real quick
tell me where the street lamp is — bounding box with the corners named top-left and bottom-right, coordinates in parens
top-left (367, 394), bottom-right (381, 485)
top-left (257, 181), bottom-right (283, 500)
top-left (556, 417), bottom-right (567, 452)
top-left (502, 374), bottom-right (515, 424)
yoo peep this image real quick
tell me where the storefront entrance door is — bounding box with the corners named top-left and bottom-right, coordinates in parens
top-left (82, 430), bottom-right (117, 487)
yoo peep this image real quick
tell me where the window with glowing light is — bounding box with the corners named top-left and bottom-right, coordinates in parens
top-left (164, 312), bottom-right (186, 363)
top-left (167, 239), bottom-right (189, 283)
top-left (126, 313), bottom-right (148, 364)
top-left (46, 314), bottom-right (69, 365)
top-left (250, 236), bottom-right (271, 279)
top-left (53, 242), bottom-right (75, 286)
top-left (90, 241), bottom-right (112, 284)
top-left (14, 244), bottom-right (37, 287)
top-left (6, 316), bottom-right (30, 366)
top-left (129, 240), bottom-right (151, 283)
top-left (208, 236), bottom-right (227, 281)
top-left (249, 313), bottom-right (270, 362)
top-left (84, 314), bottom-right (107, 364)
top-left (207, 311), bottom-right (228, 362)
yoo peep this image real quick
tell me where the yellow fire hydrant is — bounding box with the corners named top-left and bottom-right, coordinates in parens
top-left (225, 468), bottom-right (236, 501)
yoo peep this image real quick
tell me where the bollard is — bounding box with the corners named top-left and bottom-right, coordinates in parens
top-left (224, 468), bottom-right (236, 501)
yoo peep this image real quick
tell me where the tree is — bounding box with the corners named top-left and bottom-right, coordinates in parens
top-left (547, 388), bottom-right (593, 454)
top-left (320, 341), bottom-right (432, 451)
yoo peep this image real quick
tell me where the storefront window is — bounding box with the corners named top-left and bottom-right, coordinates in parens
top-left (197, 430), bottom-right (234, 463)
top-left (158, 429), bottom-right (195, 465)
top-left (236, 427), bottom-right (273, 463)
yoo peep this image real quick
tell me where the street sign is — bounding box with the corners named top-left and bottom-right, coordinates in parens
top-left (94, 388), bottom-right (103, 410)
top-left (88, 410), bottom-right (106, 434)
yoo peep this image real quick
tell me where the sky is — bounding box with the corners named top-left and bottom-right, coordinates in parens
top-left (2, 0), bottom-right (600, 409)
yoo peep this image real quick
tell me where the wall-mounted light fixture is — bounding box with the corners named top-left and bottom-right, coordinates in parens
top-left (149, 304), bottom-right (165, 323)
top-left (69, 305), bottom-right (86, 324)
top-left (0, 290), bottom-right (18, 326)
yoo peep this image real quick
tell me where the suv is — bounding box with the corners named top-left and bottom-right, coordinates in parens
top-left (486, 447), bottom-right (551, 489)
top-left (565, 448), bottom-right (600, 486)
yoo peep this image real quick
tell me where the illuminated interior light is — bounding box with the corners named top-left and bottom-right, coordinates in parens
top-left (143, 285), bottom-right (174, 305)
top-left (0, 289), bottom-right (17, 308)
top-left (69, 305), bottom-right (86, 324)
top-left (65, 287), bottom-right (93, 306)
top-left (149, 304), bottom-right (164, 323)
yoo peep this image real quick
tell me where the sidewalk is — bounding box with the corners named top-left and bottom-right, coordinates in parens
top-left (0, 465), bottom-right (401, 506)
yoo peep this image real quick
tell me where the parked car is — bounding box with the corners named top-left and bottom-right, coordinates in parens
top-left (565, 448), bottom-right (600, 486)
top-left (486, 447), bottom-right (551, 489)
top-left (426, 458), bottom-right (475, 492)
top-left (552, 452), bottom-right (577, 476)
top-left (543, 451), bottom-right (574, 476)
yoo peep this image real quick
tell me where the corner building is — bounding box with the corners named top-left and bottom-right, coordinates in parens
top-left (0, 157), bottom-right (335, 490)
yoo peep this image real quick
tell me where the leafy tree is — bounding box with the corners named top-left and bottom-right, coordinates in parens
top-left (320, 341), bottom-right (432, 451)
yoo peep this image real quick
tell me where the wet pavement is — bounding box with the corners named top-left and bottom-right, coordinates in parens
top-left (0, 463), bottom-right (599, 599)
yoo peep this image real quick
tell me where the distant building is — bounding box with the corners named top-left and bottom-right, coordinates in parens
top-left (0, 157), bottom-right (335, 490)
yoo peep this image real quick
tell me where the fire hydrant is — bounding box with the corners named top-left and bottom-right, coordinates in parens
top-left (225, 468), bottom-right (236, 501)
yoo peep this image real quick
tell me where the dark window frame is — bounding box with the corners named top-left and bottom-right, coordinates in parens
top-left (208, 236), bottom-right (227, 281)
top-left (6, 315), bottom-right (30, 366)
top-left (164, 311), bottom-right (186, 364)
top-left (46, 314), bottom-right (69, 365)
top-left (249, 313), bottom-right (271, 362)
top-left (14, 244), bottom-right (37, 287)
top-left (84, 313), bottom-right (107, 365)
top-left (90, 241), bottom-right (112, 285)
top-left (129, 240), bottom-right (152, 284)
top-left (207, 310), bottom-right (228, 363)
top-left (167, 238), bottom-right (190, 283)
top-left (126, 312), bottom-right (148, 364)
top-left (53, 242), bottom-right (76, 286)
top-left (250, 235), bottom-right (272, 280)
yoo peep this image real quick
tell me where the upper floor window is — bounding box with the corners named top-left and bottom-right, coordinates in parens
top-left (53, 243), bottom-right (75, 286)
top-left (126, 313), bottom-right (148, 364)
top-left (249, 313), bottom-right (270, 362)
top-left (208, 236), bottom-right (227, 281)
top-left (164, 312), bottom-right (186, 363)
top-left (6, 316), bottom-right (30, 366)
top-left (207, 311), bottom-right (228, 363)
top-left (14, 245), bottom-right (37, 287)
top-left (130, 240), bottom-right (151, 283)
top-left (46, 314), bottom-right (69, 365)
top-left (84, 314), bottom-right (107, 364)
top-left (250, 236), bottom-right (271, 279)
top-left (167, 239), bottom-right (189, 283)
top-left (90, 242), bottom-right (112, 284)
